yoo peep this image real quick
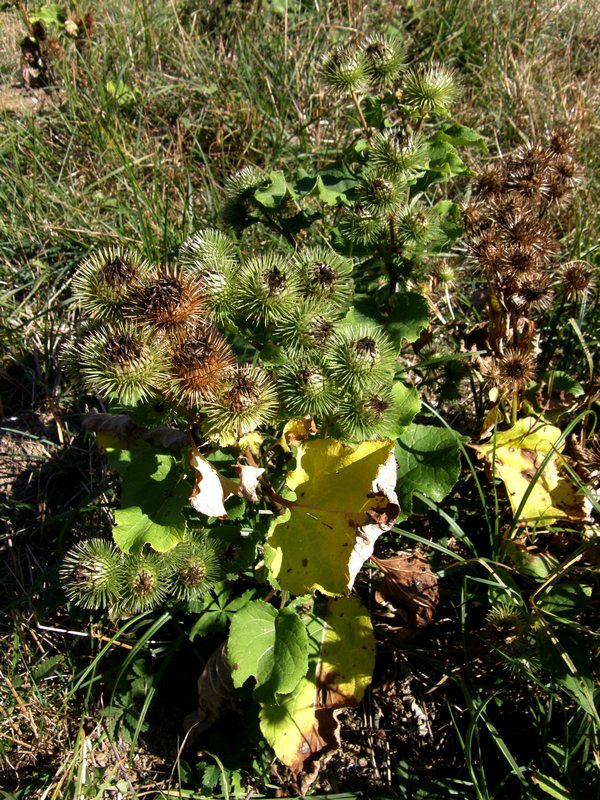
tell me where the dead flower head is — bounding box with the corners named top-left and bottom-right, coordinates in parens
top-left (481, 346), bottom-right (537, 393)
top-left (560, 260), bottom-right (596, 302)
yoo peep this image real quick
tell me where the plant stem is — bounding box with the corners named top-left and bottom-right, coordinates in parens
top-left (414, 112), bottom-right (427, 136)
top-left (511, 391), bottom-right (519, 425)
top-left (350, 89), bottom-right (370, 135)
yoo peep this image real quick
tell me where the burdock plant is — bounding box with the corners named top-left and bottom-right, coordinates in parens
top-left (166, 324), bottom-right (236, 408)
top-left (119, 551), bottom-right (170, 615)
top-left (203, 364), bottom-right (279, 440)
top-left (236, 253), bottom-right (301, 326)
top-left (61, 33), bottom-right (478, 632)
top-left (180, 228), bottom-right (239, 324)
top-left (167, 537), bottom-right (223, 601)
top-left (326, 325), bottom-right (398, 392)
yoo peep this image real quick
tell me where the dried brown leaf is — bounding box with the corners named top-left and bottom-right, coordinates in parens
top-left (184, 642), bottom-right (235, 741)
top-left (373, 550), bottom-right (439, 640)
top-left (82, 411), bottom-right (187, 453)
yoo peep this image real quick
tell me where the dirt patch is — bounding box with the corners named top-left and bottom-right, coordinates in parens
top-left (0, 85), bottom-right (52, 114)
top-left (0, 412), bottom-right (54, 503)
top-left (0, 412), bottom-right (57, 518)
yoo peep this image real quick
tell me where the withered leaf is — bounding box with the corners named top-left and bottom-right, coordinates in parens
top-left (373, 550), bottom-right (439, 641)
top-left (184, 642), bottom-right (235, 741)
top-left (83, 411), bottom-right (188, 453)
top-left (189, 448), bottom-right (265, 517)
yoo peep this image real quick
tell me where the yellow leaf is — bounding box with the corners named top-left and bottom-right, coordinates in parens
top-left (265, 438), bottom-right (399, 596)
top-left (472, 417), bottom-right (585, 526)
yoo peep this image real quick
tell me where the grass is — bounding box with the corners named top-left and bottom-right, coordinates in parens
top-left (0, 0), bottom-right (599, 797)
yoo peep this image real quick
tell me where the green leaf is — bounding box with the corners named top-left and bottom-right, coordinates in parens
top-left (362, 95), bottom-right (386, 128)
top-left (265, 438), bottom-right (398, 596)
top-left (101, 442), bottom-right (190, 553)
top-left (254, 171), bottom-right (288, 208)
top-left (531, 772), bottom-right (572, 800)
top-left (387, 291), bottom-right (429, 345)
top-left (314, 175), bottom-right (350, 206)
top-left (505, 542), bottom-right (559, 580)
top-left (265, 0), bottom-right (297, 15)
top-left (188, 586), bottom-right (257, 639)
top-left (427, 139), bottom-right (469, 176)
top-left (415, 136), bottom-right (472, 191)
top-left (538, 582), bottom-right (592, 618)
top-left (316, 165), bottom-right (358, 206)
top-left (293, 164), bottom-right (359, 206)
top-left (535, 626), bottom-right (598, 721)
top-left (433, 122), bottom-right (487, 152)
top-left (105, 78), bottom-right (140, 110)
top-left (31, 654), bottom-right (64, 681)
top-left (228, 600), bottom-right (308, 697)
top-left (29, 3), bottom-right (64, 27)
top-left (395, 424), bottom-right (463, 512)
top-left (432, 200), bottom-right (463, 244)
top-left (388, 382), bottom-right (422, 437)
top-left (542, 371), bottom-right (585, 397)
top-left (259, 597), bottom-right (375, 777)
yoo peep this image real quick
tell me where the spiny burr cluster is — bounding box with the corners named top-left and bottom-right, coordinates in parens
top-left (68, 232), bottom-right (404, 442)
top-left (463, 130), bottom-right (591, 396)
top-left (60, 536), bottom-right (224, 613)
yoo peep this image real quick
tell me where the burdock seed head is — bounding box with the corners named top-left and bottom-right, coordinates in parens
top-left (361, 34), bottom-right (407, 87)
top-left (320, 44), bottom-right (369, 93)
top-left (119, 551), bottom-right (170, 615)
top-left (337, 385), bottom-right (398, 441)
top-left (547, 127), bottom-right (577, 157)
top-left (292, 247), bottom-right (353, 308)
top-left (370, 129), bottom-right (427, 177)
top-left (473, 164), bottom-right (507, 197)
top-left (128, 265), bottom-right (206, 340)
top-left (72, 246), bottom-right (150, 321)
top-left (484, 601), bottom-right (530, 656)
top-left (166, 323), bottom-right (236, 408)
top-left (560, 260), bottom-right (596, 301)
top-left (512, 271), bottom-right (554, 311)
top-left (357, 167), bottom-right (406, 217)
top-left (545, 153), bottom-right (581, 208)
top-left (60, 539), bottom-right (124, 609)
top-left (79, 323), bottom-right (167, 405)
top-left (167, 537), bottom-right (223, 601)
top-left (340, 207), bottom-right (387, 246)
top-left (180, 228), bottom-right (238, 273)
top-left (483, 346), bottom-right (537, 394)
top-left (236, 253), bottom-right (301, 326)
top-left (276, 356), bottom-right (337, 418)
top-left (273, 297), bottom-right (340, 356)
top-left (326, 325), bottom-right (398, 392)
top-left (394, 204), bottom-right (441, 251)
top-left (402, 63), bottom-right (460, 116)
top-left (204, 364), bottom-right (279, 439)
top-left (180, 229), bottom-right (238, 323)
top-left (219, 166), bottom-right (269, 228)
